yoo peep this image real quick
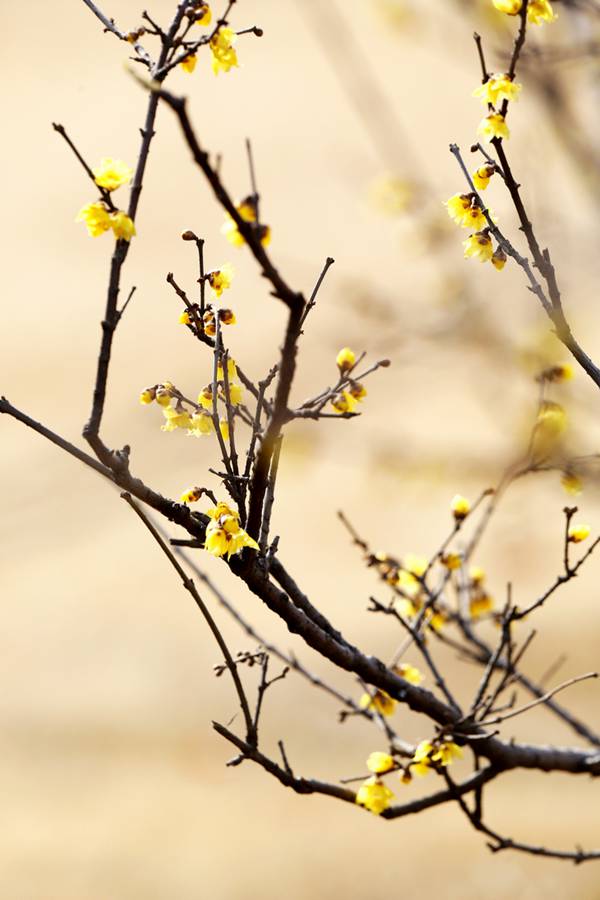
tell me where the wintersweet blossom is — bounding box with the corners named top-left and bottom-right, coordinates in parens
top-left (394, 663), bottom-right (423, 686)
top-left (472, 165), bottom-right (495, 191)
top-left (477, 113), bottom-right (510, 142)
top-left (528, 0), bottom-right (557, 24)
top-left (207, 263), bottom-right (234, 297)
top-left (210, 26), bottom-right (238, 74)
top-left (204, 504), bottom-right (259, 559)
top-left (180, 487), bottom-right (203, 504)
top-left (359, 689), bottom-right (396, 717)
top-left (332, 391), bottom-right (358, 414)
top-left (110, 211), bottom-right (136, 241)
top-left (451, 494), bottom-right (470, 521)
top-left (76, 202), bottom-right (112, 237)
top-left (473, 74), bottom-right (521, 107)
top-left (194, 3), bottom-right (211, 25)
top-left (355, 777), bottom-right (394, 815)
top-left (463, 232), bottom-right (494, 263)
top-left (93, 157), bottom-right (133, 192)
top-left (491, 246), bottom-right (507, 270)
top-left (181, 53), bottom-right (198, 74)
top-left (568, 524), bottom-right (591, 544)
top-left (561, 472), bottom-right (583, 496)
top-left (336, 347), bottom-right (356, 372)
top-left (366, 752), bottom-right (395, 775)
top-left (492, 0), bottom-right (521, 13)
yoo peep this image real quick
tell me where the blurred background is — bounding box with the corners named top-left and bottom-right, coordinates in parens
top-left (2, 0), bottom-right (600, 897)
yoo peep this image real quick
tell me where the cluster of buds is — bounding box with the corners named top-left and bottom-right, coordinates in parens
top-left (331, 347), bottom-right (368, 414)
top-left (179, 305), bottom-right (236, 336)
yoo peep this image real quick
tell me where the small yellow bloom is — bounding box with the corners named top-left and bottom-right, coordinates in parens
top-left (561, 471), bottom-right (583, 496)
top-left (470, 565), bottom-right (486, 585)
top-left (188, 412), bottom-right (215, 436)
top-left (180, 487), bottom-right (203, 504)
top-left (492, 0), bottom-right (522, 13)
top-left (198, 387), bottom-right (214, 411)
top-left (217, 358), bottom-right (237, 382)
top-left (194, 2), bottom-right (211, 25)
top-left (155, 389), bottom-right (172, 408)
top-left (472, 165), bottom-right (495, 191)
top-left (139, 388), bottom-right (155, 404)
top-left (541, 363), bottom-right (574, 383)
top-left (411, 740), bottom-right (434, 777)
top-left (206, 501), bottom-right (240, 521)
top-left (349, 382), bottom-right (367, 401)
top-left (228, 384), bottom-right (244, 406)
top-left (403, 554), bottom-right (427, 577)
top-left (359, 689), bottom-right (396, 717)
top-left (207, 263), bottom-right (234, 297)
top-left (92, 157), bottom-right (133, 192)
top-left (568, 524), bottom-right (591, 544)
top-left (470, 594), bottom-right (494, 619)
top-left (473, 74), bottom-right (521, 108)
top-left (210, 27), bottom-right (238, 75)
top-left (427, 610), bottom-right (447, 633)
top-left (451, 494), bottom-right (471, 521)
top-left (219, 418), bottom-right (230, 441)
top-left (181, 53), bottom-right (198, 74)
top-left (179, 310), bottom-right (191, 325)
top-left (441, 552), bottom-right (462, 571)
top-left (76, 202), bottom-right (112, 237)
top-left (533, 401), bottom-right (567, 457)
top-left (204, 515), bottom-right (259, 559)
top-left (336, 347), bottom-right (356, 372)
top-left (355, 777), bottom-right (394, 815)
top-left (477, 113), bottom-right (510, 143)
top-left (161, 406), bottom-right (192, 432)
top-left (463, 231), bottom-right (494, 263)
top-left (366, 752), bottom-right (395, 775)
top-left (445, 194), bottom-right (487, 229)
top-left (219, 308), bottom-right (237, 326)
top-left (110, 211), bottom-right (136, 241)
top-left (431, 741), bottom-right (463, 766)
top-left (394, 663), bottom-right (423, 686)
top-left (332, 391), bottom-right (358, 414)
top-left (491, 246), bottom-right (507, 270)
top-left (528, 0), bottom-right (557, 24)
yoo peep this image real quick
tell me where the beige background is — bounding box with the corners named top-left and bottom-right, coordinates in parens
top-left (2, 1), bottom-right (600, 897)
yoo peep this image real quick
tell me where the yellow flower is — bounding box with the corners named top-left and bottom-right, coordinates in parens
top-left (427, 610), bottom-right (447, 633)
top-left (219, 308), bottom-right (237, 326)
top-left (463, 232), bottom-right (494, 263)
top-left (206, 501), bottom-right (240, 521)
top-left (349, 382), bottom-right (367, 401)
top-left (188, 412), bottom-right (215, 436)
top-left (332, 391), bottom-right (358, 414)
top-left (110, 211), bottom-right (136, 241)
top-left (541, 363), bottom-right (574, 383)
top-left (222, 200), bottom-right (270, 247)
top-left (411, 740), bottom-right (434, 777)
top-left (561, 471), bottom-right (582, 496)
top-left (492, 0), bottom-right (522, 13)
top-left (92, 157), bottom-right (133, 192)
top-left (491, 246), bottom-right (507, 270)
top-left (336, 347), bottom-right (356, 372)
top-left (532, 401), bottom-right (567, 458)
top-left (180, 487), bottom-right (203, 504)
top-left (217, 358), bottom-right (237, 382)
top-left (366, 752), bottom-right (395, 775)
top-left (204, 515), bottom-right (259, 559)
top-left (198, 387), bottom-right (214, 411)
top-left (179, 310), bottom-right (191, 325)
top-left (470, 594), bottom-right (494, 619)
top-left (210, 27), bottom-right (238, 75)
top-left (431, 741), bottom-right (463, 766)
top-left (228, 384), bottom-right (244, 406)
top-left (155, 389), bottom-right (172, 407)
top-left (194, 3), bottom-right (211, 25)
top-left (404, 554), bottom-right (427, 577)
top-left (445, 193), bottom-right (484, 228)
top-left (181, 53), bottom-right (198, 74)
top-left (394, 663), bottom-right (423, 686)
top-left (477, 113), bottom-right (509, 142)
top-left (76, 202), bottom-right (112, 237)
top-left (473, 74), bottom-right (521, 107)
top-left (451, 494), bottom-right (471, 521)
top-left (219, 418), bottom-right (230, 441)
top-left (441, 552), bottom-right (462, 571)
top-left (568, 524), bottom-right (591, 544)
top-left (359, 689), bottom-right (396, 717)
top-left (161, 406), bottom-right (192, 432)
top-left (139, 388), bottom-right (156, 404)
top-left (472, 165), bottom-right (495, 191)
top-left (355, 777), bottom-right (394, 815)
top-left (207, 263), bottom-right (234, 297)
top-left (470, 565), bottom-right (486, 585)
top-left (528, 0), bottom-right (557, 24)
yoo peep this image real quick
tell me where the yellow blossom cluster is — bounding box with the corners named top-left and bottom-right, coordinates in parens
top-left (210, 26), bottom-right (238, 75)
top-left (492, 0), bottom-right (557, 24)
top-left (204, 501), bottom-right (259, 559)
top-left (331, 347), bottom-right (368, 414)
top-left (411, 739), bottom-right (463, 777)
top-left (207, 262), bottom-right (234, 297)
top-left (463, 232), bottom-right (507, 270)
top-left (77, 157), bottom-right (135, 242)
top-left (222, 196), bottom-right (271, 248)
